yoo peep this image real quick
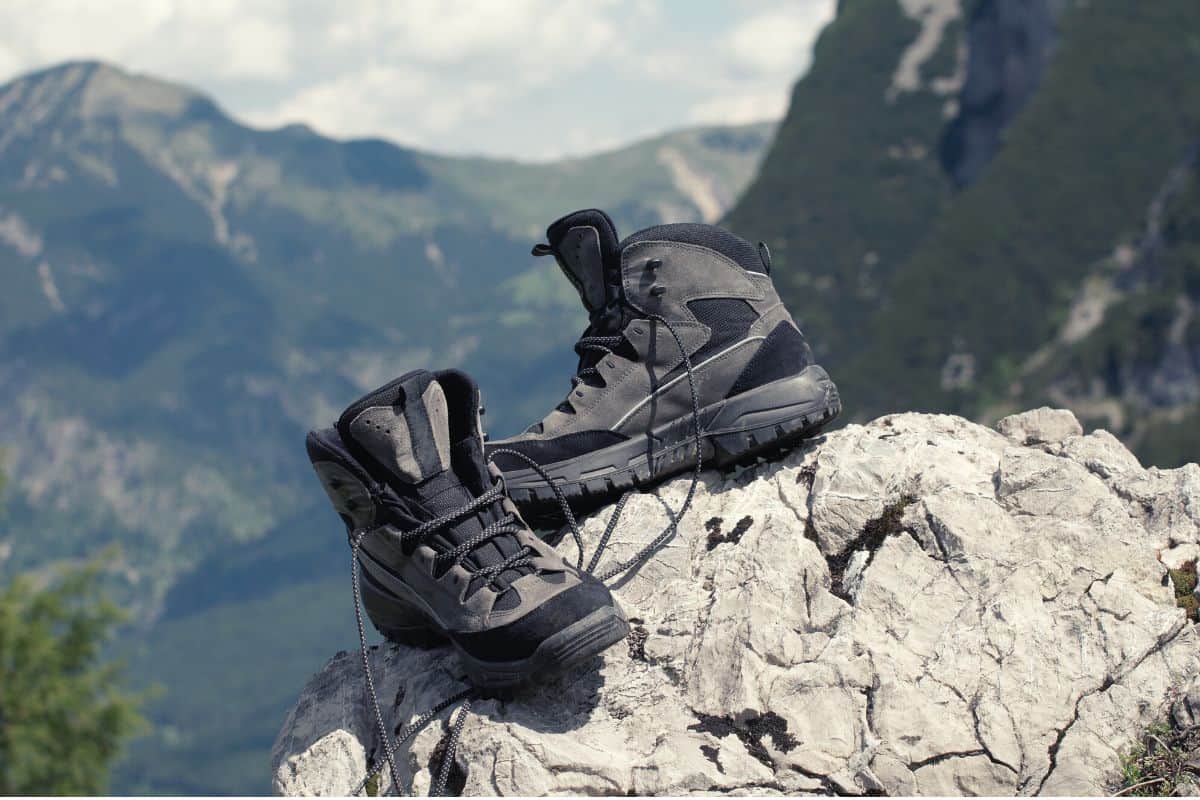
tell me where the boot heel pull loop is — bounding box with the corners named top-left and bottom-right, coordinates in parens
top-left (757, 241), bottom-right (772, 274)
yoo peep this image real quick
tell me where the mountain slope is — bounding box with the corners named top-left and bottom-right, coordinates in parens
top-left (725, 0), bottom-right (1200, 468)
top-left (0, 61), bottom-right (773, 794)
top-left (0, 60), bottom-right (772, 589)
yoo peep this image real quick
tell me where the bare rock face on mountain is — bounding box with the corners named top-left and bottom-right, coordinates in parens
top-left (271, 410), bottom-right (1200, 796)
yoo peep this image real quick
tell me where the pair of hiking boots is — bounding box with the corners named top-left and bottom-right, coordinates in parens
top-left (307, 209), bottom-right (841, 693)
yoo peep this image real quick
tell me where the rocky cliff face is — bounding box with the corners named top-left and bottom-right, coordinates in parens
top-left (271, 409), bottom-right (1200, 796)
top-left (725, 0), bottom-right (1200, 471)
top-left (939, 0), bottom-right (1067, 186)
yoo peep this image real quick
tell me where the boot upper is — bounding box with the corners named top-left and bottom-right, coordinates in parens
top-left (307, 369), bottom-right (615, 660)
top-left (489, 210), bottom-right (814, 470)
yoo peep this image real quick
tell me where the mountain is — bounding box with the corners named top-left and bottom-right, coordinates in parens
top-left (0, 61), bottom-right (773, 793)
top-left (725, 0), bottom-right (1200, 469)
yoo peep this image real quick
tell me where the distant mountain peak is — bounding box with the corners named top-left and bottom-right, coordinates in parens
top-left (0, 60), bottom-right (216, 127)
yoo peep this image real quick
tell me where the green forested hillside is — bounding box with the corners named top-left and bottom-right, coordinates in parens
top-left (727, 0), bottom-right (1200, 467)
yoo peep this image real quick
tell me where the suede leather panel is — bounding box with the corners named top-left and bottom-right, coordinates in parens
top-left (419, 381), bottom-right (452, 475)
top-left (613, 335), bottom-right (762, 434)
top-left (611, 274), bottom-right (801, 433)
top-left (311, 460), bottom-right (376, 529)
top-left (346, 380), bottom-right (452, 483)
top-left (621, 240), bottom-right (766, 319)
top-left (348, 406), bottom-right (423, 482)
top-left (360, 531), bottom-right (582, 634)
top-left (504, 317), bottom-right (709, 443)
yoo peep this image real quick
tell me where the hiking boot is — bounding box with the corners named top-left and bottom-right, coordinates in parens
top-left (487, 209), bottom-right (840, 515)
top-left (306, 368), bottom-right (628, 690)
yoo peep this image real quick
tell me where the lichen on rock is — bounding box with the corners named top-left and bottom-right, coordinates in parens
top-left (272, 410), bottom-right (1200, 796)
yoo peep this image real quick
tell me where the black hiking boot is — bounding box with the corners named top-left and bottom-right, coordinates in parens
top-left (487, 209), bottom-right (840, 517)
top-left (306, 368), bottom-right (628, 691)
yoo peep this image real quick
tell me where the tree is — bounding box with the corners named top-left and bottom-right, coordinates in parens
top-left (0, 467), bottom-right (144, 794)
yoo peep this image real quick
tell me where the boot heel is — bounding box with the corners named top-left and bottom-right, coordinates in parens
top-left (707, 366), bottom-right (841, 467)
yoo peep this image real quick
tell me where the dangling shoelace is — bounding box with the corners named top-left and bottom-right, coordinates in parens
top-left (347, 314), bottom-right (703, 796)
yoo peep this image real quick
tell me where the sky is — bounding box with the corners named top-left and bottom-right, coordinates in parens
top-left (0, 0), bottom-right (835, 161)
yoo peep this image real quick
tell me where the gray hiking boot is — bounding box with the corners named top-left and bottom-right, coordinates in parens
top-left (488, 209), bottom-right (841, 515)
top-left (306, 368), bottom-right (628, 691)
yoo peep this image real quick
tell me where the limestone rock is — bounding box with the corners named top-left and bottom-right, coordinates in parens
top-left (272, 411), bottom-right (1200, 796)
top-left (995, 406), bottom-right (1084, 446)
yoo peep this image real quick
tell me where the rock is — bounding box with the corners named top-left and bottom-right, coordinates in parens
top-left (1172, 674), bottom-right (1200, 730)
top-left (994, 406), bottom-right (1084, 446)
top-left (1176, 778), bottom-right (1200, 797)
top-left (271, 411), bottom-right (1200, 796)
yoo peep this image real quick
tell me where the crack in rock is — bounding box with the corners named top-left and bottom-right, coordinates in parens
top-left (824, 495), bottom-right (917, 601)
top-left (1031, 614), bottom-right (1189, 794)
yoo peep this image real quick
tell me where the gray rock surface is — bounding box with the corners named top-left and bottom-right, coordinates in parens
top-left (272, 410), bottom-right (1200, 796)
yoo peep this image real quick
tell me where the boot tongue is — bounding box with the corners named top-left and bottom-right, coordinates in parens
top-left (543, 208), bottom-right (622, 313)
top-left (339, 370), bottom-right (453, 487)
top-left (337, 371), bottom-right (529, 589)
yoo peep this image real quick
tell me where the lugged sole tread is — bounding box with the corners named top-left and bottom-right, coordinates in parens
top-left (378, 607), bottom-right (629, 692)
top-left (517, 389), bottom-right (841, 527)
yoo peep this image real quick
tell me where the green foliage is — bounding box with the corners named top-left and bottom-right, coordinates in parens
top-left (1168, 562), bottom-right (1199, 623)
top-left (1136, 407), bottom-right (1200, 471)
top-left (1009, 139), bottom-right (1200, 466)
top-left (850, 0), bottom-right (1200, 416)
top-left (1118, 719), bottom-right (1200, 796)
top-left (114, 572), bottom-right (350, 794)
top-left (0, 556), bottom-right (145, 795)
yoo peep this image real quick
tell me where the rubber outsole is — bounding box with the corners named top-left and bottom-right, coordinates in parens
top-left (359, 569), bottom-right (629, 691)
top-left (449, 606), bottom-right (628, 691)
top-left (497, 366), bottom-right (841, 523)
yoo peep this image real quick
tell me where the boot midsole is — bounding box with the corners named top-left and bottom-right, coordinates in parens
top-left (501, 365), bottom-right (839, 490)
top-left (358, 559), bottom-right (628, 689)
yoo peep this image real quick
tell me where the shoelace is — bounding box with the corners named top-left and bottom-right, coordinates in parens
top-left (375, 483), bottom-right (534, 587)
top-left (571, 333), bottom-right (624, 390)
top-left (553, 314), bottom-right (705, 581)
top-left (347, 484), bottom-right (532, 795)
top-left (347, 314), bottom-right (703, 796)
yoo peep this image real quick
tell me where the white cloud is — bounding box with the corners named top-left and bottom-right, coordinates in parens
top-left (0, 44), bottom-right (18, 78)
top-left (221, 15), bottom-right (292, 79)
top-left (0, 0), bottom-right (293, 81)
top-left (237, 0), bottom-right (622, 150)
top-left (0, 0), bottom-right (834, 159)
top-left (687, 90), bottom-right (791, 126)
top-left (259, 65), bottom-right (504, 142)
top-left (727, 3), bottom-right (835, 75)
top-left (684, 1), bottom-right (836, 132)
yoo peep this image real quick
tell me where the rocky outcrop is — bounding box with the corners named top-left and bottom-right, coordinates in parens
top-left (271, 410), bottom-right (1200, 796)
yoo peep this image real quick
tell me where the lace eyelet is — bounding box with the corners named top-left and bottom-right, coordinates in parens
top-left (646, 258), bottom-right (662, 270)
top-left (650, 285), bottom-right (667, 297)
